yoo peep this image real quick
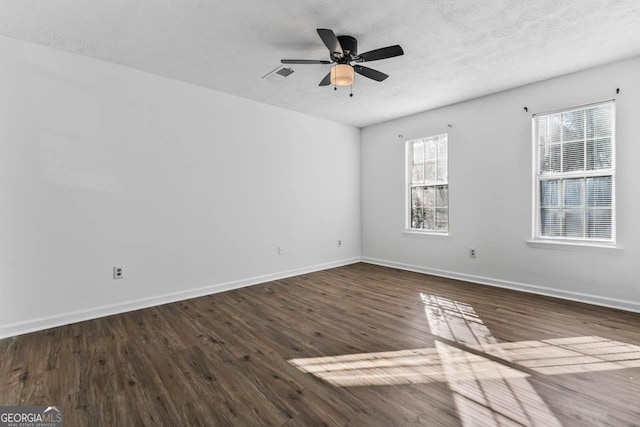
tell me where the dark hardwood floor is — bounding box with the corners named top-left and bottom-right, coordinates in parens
top-left (1, 263), bottom-right (639, 426)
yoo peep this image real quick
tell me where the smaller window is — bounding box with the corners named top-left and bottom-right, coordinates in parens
top-left (406, 134), bottom-right (449, 233)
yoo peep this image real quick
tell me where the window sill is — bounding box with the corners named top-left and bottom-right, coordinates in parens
top-left (526, 240), bottom-right (622, 253)
top-left (403, 230), bottom-right (450, 238)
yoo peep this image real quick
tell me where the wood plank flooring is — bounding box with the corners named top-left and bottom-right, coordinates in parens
top-left (1, 263), bottom-right (639, 426)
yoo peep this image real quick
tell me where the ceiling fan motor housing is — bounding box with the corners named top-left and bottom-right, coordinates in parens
top-left (336, 35), bottom-right (357, 61)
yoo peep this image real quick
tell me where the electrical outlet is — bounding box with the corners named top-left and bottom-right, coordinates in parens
top-left (338, 240), bottom-right (343, 247)
top-left (278, 246), bottom-right (284, 256)
top-left (469, 248), bottom-right (476, 258)
top-left (113, 266), bottom-right (124, 279)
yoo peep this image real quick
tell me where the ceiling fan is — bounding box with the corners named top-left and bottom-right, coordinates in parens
top-left (281, 28), bottom-right (404, 88)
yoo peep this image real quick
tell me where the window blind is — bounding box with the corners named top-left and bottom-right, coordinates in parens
top-left (534, 101), bottom-right (615, 242)
top-left (408, 134), bottom-right (448, 232)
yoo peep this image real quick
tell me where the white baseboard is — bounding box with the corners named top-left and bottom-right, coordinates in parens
top-left (0, 257), bottom-right (362, 340)
top-left (362, 257), bottom-right (640, 314)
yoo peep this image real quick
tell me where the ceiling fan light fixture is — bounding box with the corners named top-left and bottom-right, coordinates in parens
top-left (331, 64), bottom-right (354, 86)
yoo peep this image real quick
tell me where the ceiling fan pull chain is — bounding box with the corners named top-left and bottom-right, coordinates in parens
top-left (332, 66), bottom-right (337, 90)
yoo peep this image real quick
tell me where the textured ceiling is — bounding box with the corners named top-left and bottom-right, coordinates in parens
top-left (1, 0), bottom-right (640, 127)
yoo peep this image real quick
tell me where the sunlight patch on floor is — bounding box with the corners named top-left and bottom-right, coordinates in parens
top-left (289, 346), bottom-right (529, 387)
top-left (289, 293), bottom-right (640, 426)
top-left (423, 293), bottom-right (562, 426)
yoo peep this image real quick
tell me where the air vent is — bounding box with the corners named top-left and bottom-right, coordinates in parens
top-left (275, 67), bottom-right (294, 77)
top-left (262, 66), bottom-right (294, 81)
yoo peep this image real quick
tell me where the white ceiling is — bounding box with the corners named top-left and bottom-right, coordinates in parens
top-left (1, 0), bottom-right (640, 127)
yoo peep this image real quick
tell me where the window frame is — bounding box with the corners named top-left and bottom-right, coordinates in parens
top-left (531, 100), bottom-right (617, 246)
top-left (405, 133), bottom-right (449, 235)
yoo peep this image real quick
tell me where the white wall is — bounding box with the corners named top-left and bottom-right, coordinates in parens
top-left (0, 36), bottom-right (361, 338)
top-left (362, 56), bottom-right (640, 312)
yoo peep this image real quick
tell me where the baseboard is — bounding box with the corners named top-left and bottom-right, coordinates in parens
top-left (361, 257), bottom-right (640, 314)
top-left (0, 257), bottom-right (362, 340)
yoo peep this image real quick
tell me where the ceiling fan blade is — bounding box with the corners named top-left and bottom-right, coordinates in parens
top-left (357, 45), bottom-right (404, 62)
top-left (319, 72), bottom-right (332, 86)
top-left (281, 59), bottom-right (331, 64)
top-left (354, 65), bottom-right (388, 82)
top-left (317, 28), bottom-right (343, 56)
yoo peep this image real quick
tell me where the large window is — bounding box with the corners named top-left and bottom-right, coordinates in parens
top-left (533, 101), bottom-right (615, 243)
top-left (407, 134), bottom-right (448, 233)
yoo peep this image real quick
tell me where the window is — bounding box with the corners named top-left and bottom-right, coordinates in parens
top-left (407, 134), bottom-right (448, 233)
top-left (533, 101), bottom-right (615, 244)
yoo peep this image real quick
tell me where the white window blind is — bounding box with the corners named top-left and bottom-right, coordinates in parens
top-left (533, 101), bottom-right (615, 243)
top-left (407, 134), bottom-right (448, 233)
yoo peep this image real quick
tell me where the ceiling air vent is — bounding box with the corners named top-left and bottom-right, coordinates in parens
top-left (262, 66), bottom-right (294, 81)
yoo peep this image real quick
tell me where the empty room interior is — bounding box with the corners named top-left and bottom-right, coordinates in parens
top-left (1, 1), bottom-right (640, 426)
